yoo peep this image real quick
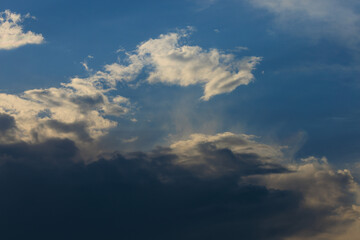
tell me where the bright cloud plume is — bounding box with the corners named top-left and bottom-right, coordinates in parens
top-left (249, 0), bottom-right (360, 46)
top-left (104, 29), bottom-right (261, 100)
top-left (0, 10), bottom-right (44, 50)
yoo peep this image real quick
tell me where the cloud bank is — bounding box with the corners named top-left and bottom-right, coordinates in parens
top-left (0, 132), bottom-right (359, 240)
top-left (0, 10), bottom-right (44, 50)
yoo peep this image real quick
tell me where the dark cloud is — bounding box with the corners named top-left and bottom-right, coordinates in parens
top-left (0, 138), bottom-right (358, 240)
top-left (45, 120), bottom-right (93, 142)
top-left (0, 113), bottom-right (17, 142)
top-left (183, 142), bottom-right (289, 178)
top-left (0, 113), bottom-right (16, 132)
top-left (0, 138), bottom-right (79, 166)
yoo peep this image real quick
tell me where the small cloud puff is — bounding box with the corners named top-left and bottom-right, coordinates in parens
top-left (0, 10), bottom-right (44, 50)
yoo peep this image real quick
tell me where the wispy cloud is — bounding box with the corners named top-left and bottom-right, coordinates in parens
top-left (249, 0), bottom-right (360, 47)
top-left (0, 10), bottom-right (44, 50)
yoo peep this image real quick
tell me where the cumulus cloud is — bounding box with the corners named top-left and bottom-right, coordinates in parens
top-left (169, 132), bottom-right (285, 177)
top-left (137, 30), bottom-right (261, 100)
top-left (102, 29), bottom-right (261, 100)
top-left (0, 132), bottom-right (359, 239)
top-left (249, 0), bottom-right (360, 47)
top-left (0, 74), bottom-right (131, 156)
top-left (0, 29), bottom-right (260, 154)
top-left (0, 10), bottom-right (44, 50)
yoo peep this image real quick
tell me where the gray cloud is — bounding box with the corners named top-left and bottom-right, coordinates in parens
top-left (0, 113), bottom-right (17, 142)
top-left (45, 120), bottom-right (93, 142)
top-left (0, 29), bottom-right (259, 158)
top-left (0, 132), bottom-right (359, 239)
top-left (0, 113), bottom-right (15, 133)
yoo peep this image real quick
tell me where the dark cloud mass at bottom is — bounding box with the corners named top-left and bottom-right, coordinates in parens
top-left (1, 138), bottom-right (359, 240)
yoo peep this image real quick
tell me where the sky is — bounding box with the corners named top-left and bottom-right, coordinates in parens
top-left (1, 0), bottom-right (360, 239)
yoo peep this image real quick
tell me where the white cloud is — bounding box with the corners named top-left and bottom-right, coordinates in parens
top-left (249, 0), bottom-right (360, 46)
top-left (137, 30), bottom-right (261, 100)
top-left (104, 29), bottom-right (261, 100)
top-left (42, 29), bottom-right (259, 101)
top-left (0, 10), bottom-right (44, 50)
top-left (0, 29), bottom-right (259, 155)
top-left (0, 75), bottom-right (130, 150)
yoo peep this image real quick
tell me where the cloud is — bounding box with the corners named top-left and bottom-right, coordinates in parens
top-left (0, 29), bottom-right (259, 145)
top-left (0, 10), bottom-right (44, 50)
top-left (103, 29), bottom-right (261, 100)
top-left (0, 28), bottom-right (260, 154)
top-left (0, 74), bottom-right (131, 157)
top-left (0, 132), bottom-right (359, 239)
top-left (0, 113), bottom-right (18, 142)
top-left (121, 136), bottom-right (138, 143)
top-left (249, 0), bottom-right (360, 47)
top-left (138, 30), bottom-right (261, 100)
top-left (0, 138), bottom-right (79, 165)
top-left (169, 132), bottom-right (286, 178)
top-left (244, 156), bottom-right (360, 239)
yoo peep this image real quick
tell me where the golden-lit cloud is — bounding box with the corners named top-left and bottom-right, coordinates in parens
top-left (104, 29), bottom-right (261, 100)
top-left (0, 10), bottom-right (44, 50)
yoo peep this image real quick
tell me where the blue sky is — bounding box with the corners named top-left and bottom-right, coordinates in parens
top-left (2, 0), bottom-right (359, 164)
top-left (1, 1), bottom-right (360, 239)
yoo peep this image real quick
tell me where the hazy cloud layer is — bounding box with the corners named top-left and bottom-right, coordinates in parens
top-left (0, 132), bottom-right (359, 239)
top-left (250, 0), bottom-right (360, 47)
top-left (0, 10), bottom-right (44, 50)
